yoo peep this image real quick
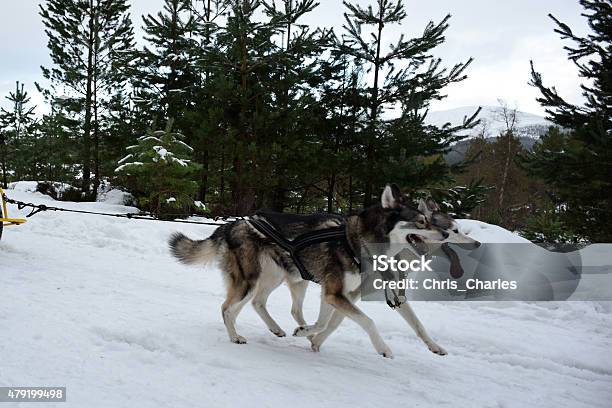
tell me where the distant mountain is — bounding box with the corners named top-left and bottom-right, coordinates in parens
top-left (426, 106), bottom-right (552, 138)
top-left (426, 106), bottom-right (554, 164)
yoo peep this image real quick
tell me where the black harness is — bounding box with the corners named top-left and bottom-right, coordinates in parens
top-left (247, 216), bottom-right (360, 283)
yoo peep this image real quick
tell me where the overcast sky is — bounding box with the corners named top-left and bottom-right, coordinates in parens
top-left (0, 0), bottom-right (590, 116)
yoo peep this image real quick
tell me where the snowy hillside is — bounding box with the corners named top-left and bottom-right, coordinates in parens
top-left (1, 189), bottom-right (611, 408)
top-left (427, 106), bottom-right (552, 138)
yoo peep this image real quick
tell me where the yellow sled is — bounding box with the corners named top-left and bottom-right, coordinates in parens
top-left (1, 186), bottom-right (27, 229)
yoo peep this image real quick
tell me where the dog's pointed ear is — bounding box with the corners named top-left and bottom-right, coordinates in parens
top-left (426, 198), bottom-right (440, 213)
top-left (419, 197), bottom-right (440, 218)
top-left (418, 198), bottom-right (430, 217)
top-left (381, 183), bottom-right (402, 209)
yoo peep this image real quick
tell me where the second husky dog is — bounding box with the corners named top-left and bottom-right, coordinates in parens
top-left (306, 196), bottom-right (481, 355)
top-left (170, 184), bottom-right (450, 358)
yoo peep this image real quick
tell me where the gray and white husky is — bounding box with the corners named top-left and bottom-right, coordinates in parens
top-left (170, 184), bottom-right (479, 358)
top-left (307, 195), bottom-right (480, 356)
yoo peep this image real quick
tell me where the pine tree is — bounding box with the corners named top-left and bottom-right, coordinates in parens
top-left (522, 0), bottom-right (611, 242)
top-left (204, 0), bottom-right (331, 214)
top-left (179, 0), bottom-right (229, 204)
top-left (39, 0), bottom-right (135, 197)
top-left (430, 179), bottom-right (492, 219)
top-left (314, 47), bottom-right (369, 213)
top-left (133, 0), bottom-right (200, 127)
top-left (132, 0), bottom-right (226, 205)
top-left (260, 0), bottom-right (335, 211)
top-left (0, 81), bottom-right (37, 186)
top-left (340, 0), bottom-right (479, 206)
top-left (114, 121), bottom-right (200, 217)
top-left (36, 102), bottom-right (81, 185)
top-left (0, 129), bottom-right (5, 188)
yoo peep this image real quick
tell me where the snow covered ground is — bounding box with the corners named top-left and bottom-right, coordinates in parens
top-left (1, 189), bottom-right (611, 408)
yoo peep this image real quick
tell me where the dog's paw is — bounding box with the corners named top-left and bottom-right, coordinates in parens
top-left (307, 334), bottom-right (322, 352)
top-left (428, 343), bottom-right (447, 356)
top-left (293, 326), bottom-right (312, 337)
top-left (309, 336), bottom-right (321, 352)
top-left (231, 335), bottom-right (248, 344)
top-left (376, 342), bottom-right (394, 359)
top-left (309, 334), bottom-right (323, 352)
top-left (271, 329), bottom-right (286, 338)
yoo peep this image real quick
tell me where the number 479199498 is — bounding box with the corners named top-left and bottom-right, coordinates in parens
top-left (1, 387), bottom-right (65, 402)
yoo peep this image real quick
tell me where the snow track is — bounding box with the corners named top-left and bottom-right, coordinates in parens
top-left (1, 190), bottom-right (610, 407)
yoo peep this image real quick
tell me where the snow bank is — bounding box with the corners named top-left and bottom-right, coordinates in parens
top-left (457, 219), bottom-right (531, 243)
top-left (96, 188), bottom-right (135, 206)
top-left (7, 180), bottom-right (41, 192)
top-left (0, 190), bottom-right (610, 408)
top-left (8, 180), bottom-right (78, 195)
top-left (7, 180), bottom-right (82, 201)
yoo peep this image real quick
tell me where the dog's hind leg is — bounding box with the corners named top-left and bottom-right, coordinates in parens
top-left (222, 281), bottom-right (255, 344)
top-left (288, 280), bottom-right (308, 326)
top-left (395, 302), bottom-right (447, 356)
top-left (251, 262), bottom-right (286, 337)
top-left (221, 249), bottom-right (259, 344)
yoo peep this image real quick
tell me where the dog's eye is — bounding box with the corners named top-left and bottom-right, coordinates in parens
top-left (453, 229), bottom-right (459, 233)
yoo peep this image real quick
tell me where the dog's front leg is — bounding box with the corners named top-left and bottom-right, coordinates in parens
top-left (323, 292), bottom-right (393, 358)
top-left (309, 288), bottom-right (360, 352)
top-left (308, 309), bottom-right (345, 352)
top-left (395, 302), bottom-right (447, 355)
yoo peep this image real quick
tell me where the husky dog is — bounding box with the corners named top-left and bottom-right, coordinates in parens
top-left (417, 197), bottom-right (481, 248)
top-left (418, 197), bottom-right (481, 279)
top-left (307, 197), bottom-right (481, 355)
top-left (170, 184), bottom-right (449, 358)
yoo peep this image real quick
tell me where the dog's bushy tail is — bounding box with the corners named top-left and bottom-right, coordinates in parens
top-left (169, 232), bottom-right (218, 265)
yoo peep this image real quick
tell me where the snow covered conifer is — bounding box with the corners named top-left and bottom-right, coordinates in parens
top-left (115, 120), bottom-right (200, 217)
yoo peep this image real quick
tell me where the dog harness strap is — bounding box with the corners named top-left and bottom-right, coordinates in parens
top-left (247, 217), bottom-right (361, 283)
top-left (248, 218), bottom-right (294, 253)
top-left (247, 218), bottom-right (317, 281)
